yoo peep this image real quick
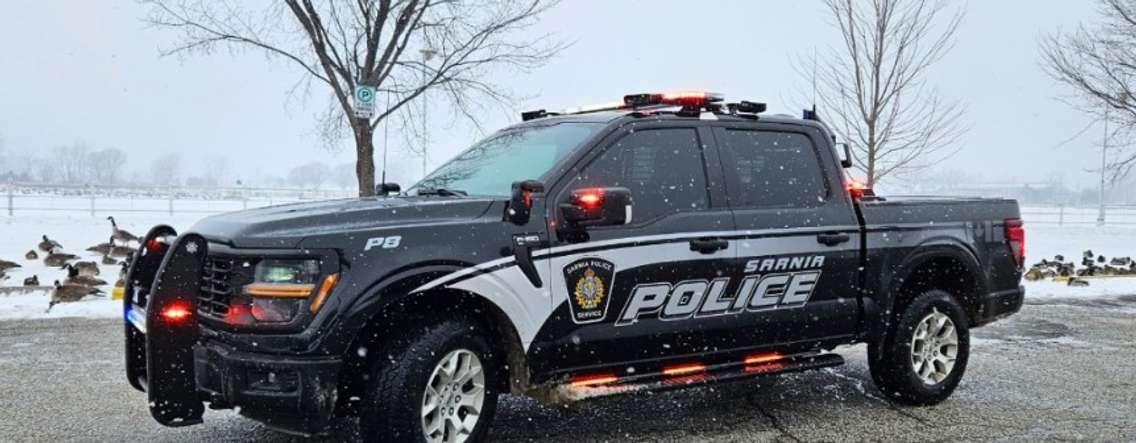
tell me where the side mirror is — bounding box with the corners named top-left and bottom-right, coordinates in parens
top-left (376, 182), bottom-right (401, 196)
top-left (506, 180), bottom-right (545, 225)
top-left (560, 187), bottom-right (632, 227)
top-left (837, 142), bottom-right (853, 168)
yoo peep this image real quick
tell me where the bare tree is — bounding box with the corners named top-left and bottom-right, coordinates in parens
top-left (88, 148), bottom-right (128, 184)
top-left (805, 0), bottom-right (966, 186)
top-left (144, 0), bottom-right (565, 196)
top-left (1042, 0), bottom-right (1136, 181)
top-left (151, 153), bottom-right (183, 186)
top-left (287, 161), bottom-right (333, 189)
top-left (51, 143), bottom-right (93, 184)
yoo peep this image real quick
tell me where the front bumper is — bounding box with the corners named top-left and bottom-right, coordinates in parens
top-left (194, 340), bottom-right (341, 433)
top-left (972, 285), bottom-right (1024, 326)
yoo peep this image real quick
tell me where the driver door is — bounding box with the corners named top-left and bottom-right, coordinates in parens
top-left (527, 123), bottom-right (736, 377)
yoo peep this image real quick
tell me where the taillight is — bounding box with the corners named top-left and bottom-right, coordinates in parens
top-left (1004, 218), bottom-right (1025, 268)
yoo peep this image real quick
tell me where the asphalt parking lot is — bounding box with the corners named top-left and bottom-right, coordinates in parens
top-left (1, 294), bottom-right (1134, 442)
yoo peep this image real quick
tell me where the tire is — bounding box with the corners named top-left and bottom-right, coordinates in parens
top-left (359, 319), bottom-right (499, 443)
top-left (868, 289), bottom-right (970, 406)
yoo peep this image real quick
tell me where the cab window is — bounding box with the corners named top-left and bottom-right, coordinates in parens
top-left (719, 130), bottom-right (828, 208)
top-left (569, 128), bottom-right (709, 223)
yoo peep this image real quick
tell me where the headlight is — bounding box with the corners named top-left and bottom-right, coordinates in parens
top-left (234, 259), bottom-right (338, 324)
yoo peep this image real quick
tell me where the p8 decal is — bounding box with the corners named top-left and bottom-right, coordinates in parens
top-left (364, 235), bottom-right (402, 251)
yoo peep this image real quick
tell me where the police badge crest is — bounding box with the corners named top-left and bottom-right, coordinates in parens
top-left (563, 258), bottom-right (615, 324)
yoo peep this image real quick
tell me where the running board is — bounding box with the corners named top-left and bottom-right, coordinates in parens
top-left (554, 352), bottom-right (844, 401)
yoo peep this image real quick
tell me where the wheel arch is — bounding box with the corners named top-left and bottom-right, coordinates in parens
top-left (874, 239), bottom-right (988, 347)
top-left (333, 264), bottom-right (530, 415)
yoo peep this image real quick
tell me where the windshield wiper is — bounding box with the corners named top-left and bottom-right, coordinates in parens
top-left (416, 187), bottom-right (468, 197)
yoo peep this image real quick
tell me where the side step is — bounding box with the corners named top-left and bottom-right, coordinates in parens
top-left (555, 352), bottom-right (844, 401)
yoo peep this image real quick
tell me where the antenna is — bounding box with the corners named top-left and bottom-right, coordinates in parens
top-left (811, 47), bottom-right (818, 114)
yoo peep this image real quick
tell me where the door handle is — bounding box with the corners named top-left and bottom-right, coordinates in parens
top-left (689, 237), bottom-right (729, 254)
top-left (816, 232), bottom-right (851, 246)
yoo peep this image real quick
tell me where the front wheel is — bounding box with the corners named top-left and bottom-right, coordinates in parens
top-left (869, 289), bottom-right (970, 406)
top-left (360, 319), bottom-right (498, 443)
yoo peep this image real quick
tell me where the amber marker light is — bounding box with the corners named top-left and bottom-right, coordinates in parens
top-left (243, 283), bottom-right (315, 298)
top-left (309, 273), bottom-right (340, 313)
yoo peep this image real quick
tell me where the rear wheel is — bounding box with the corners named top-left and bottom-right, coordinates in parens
top-left (869, 289), bottom-right (970, 405)
top-left (360, 319), bottom-right (498, 443)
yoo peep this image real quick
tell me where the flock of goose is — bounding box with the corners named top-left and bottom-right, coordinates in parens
top-left (0, 216), bottom-right (139, 311)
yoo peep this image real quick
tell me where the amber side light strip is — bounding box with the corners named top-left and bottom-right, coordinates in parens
top-left (309, 273), bottom-right (340, 313)
top-left (743, 353), bottom-right (784, 365)
top-left (662, 363), bottom-right (707, 376)
top-left (569, 373), bottom-right (619, 388)
top-left (243, 283), bottom-right (315, 298)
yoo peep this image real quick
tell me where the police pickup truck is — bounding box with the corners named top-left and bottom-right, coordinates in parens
top-left (123, 91), bottom-right (1025, 442)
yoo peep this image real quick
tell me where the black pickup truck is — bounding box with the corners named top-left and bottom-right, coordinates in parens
top-left (123, 91), bottom-right (1025, 442)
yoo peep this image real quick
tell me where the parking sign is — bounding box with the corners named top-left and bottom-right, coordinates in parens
top-left (354, 85), bottom-right (376, 119)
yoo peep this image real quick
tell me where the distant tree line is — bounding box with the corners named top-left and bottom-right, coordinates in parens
top-left (0, 139), bottom-right (363, 191)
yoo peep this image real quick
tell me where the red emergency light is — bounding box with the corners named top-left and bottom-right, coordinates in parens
top-left (160, 302), bottom-right (192, 323)
top-left (623, 91), bottom-right (724, 108)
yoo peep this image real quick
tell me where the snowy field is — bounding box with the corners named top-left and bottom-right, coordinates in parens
top-left (2, 206), bottom-right (1135, 320)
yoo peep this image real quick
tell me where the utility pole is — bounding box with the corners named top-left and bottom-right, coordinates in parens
top-left (1098, 101), bottom-right (1108, 226)
top-left (420, 47), bottom-right (436, 178)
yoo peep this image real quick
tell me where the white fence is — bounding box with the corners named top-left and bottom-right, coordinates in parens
top-left (1020, 205), bottom-right (1136, 226)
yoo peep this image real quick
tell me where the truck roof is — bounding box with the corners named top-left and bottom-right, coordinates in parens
top-left (515, 109), bottom-right (831, 131)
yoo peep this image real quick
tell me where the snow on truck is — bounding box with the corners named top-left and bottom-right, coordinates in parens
top-left (122, 91), bottom-right (1025, 441)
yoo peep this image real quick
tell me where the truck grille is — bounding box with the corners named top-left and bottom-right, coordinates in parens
top-left (199, 257), bottom-right (235, 318)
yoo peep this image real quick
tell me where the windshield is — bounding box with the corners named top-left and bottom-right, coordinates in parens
top-left (408, 122), bottom-right (602, 197)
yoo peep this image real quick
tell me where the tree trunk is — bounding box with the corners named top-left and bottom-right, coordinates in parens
top-left (355, 124), bottom-right (376, 197)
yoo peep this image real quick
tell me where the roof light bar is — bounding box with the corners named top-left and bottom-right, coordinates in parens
top-left (623, 91), bottom-right (724, 108)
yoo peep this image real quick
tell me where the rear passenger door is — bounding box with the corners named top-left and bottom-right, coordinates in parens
top-left (529, 123), bottom-right (737, 375)
top-left (714, 124), bottom-right (862, 345)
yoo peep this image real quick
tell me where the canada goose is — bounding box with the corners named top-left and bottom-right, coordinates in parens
top-left (23, 275), bottom-right (39, 286)
top-left (107, 237), bottom-right (137, 259)
top-left (0, 259), bottom-right (20, 272)
top-left (107, 216), bottom-right (139, 244)
top-left (43, 248), bottom-right (79, 267)
top-left (47, 281), bottom-right (104, 312)
top-left (0, 272), bottom-right (7, 283)
top-left (25, 250), bottom-right (38, 260)
top-left (66, 274), bottom-right (108, 287)
top-left (1067, 277), bottom-right (1090, 287)
top-left (71, 261), bottom-right (100, 277)
top-left (100, 252), bottom-right (118, 266)
top-left (86, 240), bottom-right (114, 255)
top-left (64, 264), bottom-right (107, 286)
top-left (38, 235), bottom-right (62, 252)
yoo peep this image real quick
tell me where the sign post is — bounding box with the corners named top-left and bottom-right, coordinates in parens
top-left (353, 85), bottom-right (376, 119)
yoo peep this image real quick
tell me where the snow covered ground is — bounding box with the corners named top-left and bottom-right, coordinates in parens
top-left (1, 208), bottom-right (1134, 320)
top-left (0, 212), bottom-right (203, 320)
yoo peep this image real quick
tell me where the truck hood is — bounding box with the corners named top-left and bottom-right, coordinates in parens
top-left (189, 196), bottom-right (497, 248)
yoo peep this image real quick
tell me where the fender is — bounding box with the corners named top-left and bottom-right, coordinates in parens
top-left (325, 260), bottom-right (532, 358)
top-left (870, 237), bottom-right (987, 342)
top-left (318, 261), bottom-right (476, 355)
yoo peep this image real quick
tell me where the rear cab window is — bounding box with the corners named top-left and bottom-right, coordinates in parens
top-left (715, 128), bottom-right (829, 209)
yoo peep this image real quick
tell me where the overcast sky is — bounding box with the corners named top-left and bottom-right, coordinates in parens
top-left (0, 1), bottom-right (1107, 188)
